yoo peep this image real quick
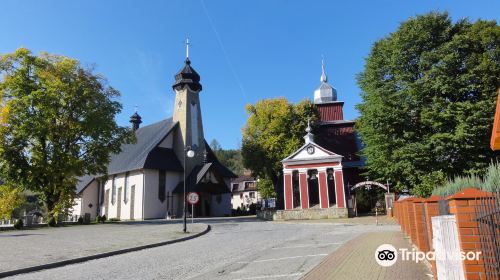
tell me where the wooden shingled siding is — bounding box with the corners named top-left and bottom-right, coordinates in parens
top-left (317, 103), bottom-right (344, 121)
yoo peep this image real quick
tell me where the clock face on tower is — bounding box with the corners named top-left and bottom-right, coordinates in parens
top-left (307, 146), bottom-right (315, 155)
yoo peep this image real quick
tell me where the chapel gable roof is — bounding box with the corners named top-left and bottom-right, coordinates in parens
top-left (75, 118), bottom-right (181, 194)
top-left (282, 141), bottom-right (342, 165)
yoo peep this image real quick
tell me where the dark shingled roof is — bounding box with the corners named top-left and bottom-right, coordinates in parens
top-left (172, 58), bottom-right (202, 92)
top-left (107, 118), bottom-right (179, 174)
top-left (172, 144), bottom-right (237, 194)
top-left (75, 118), bottom-right (181, 194)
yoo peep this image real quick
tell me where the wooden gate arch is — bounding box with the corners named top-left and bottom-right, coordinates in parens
top-left (352, 181), bottom-right (389, 192)
top-left (350, 181), bottom-right (391, 217)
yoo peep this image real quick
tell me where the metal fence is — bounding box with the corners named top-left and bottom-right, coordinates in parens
top-left (475, 189), bottom-right (500, 280)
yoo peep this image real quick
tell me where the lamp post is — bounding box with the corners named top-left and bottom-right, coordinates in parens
top-left (183, 146), bottom-right (195, 233)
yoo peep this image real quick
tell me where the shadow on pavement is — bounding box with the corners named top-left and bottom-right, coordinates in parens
top-left (117, 216), bottom-right (263, 226)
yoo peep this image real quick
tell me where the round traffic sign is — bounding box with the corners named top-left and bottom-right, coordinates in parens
top-left (187, 192), bottom-right (199, 204)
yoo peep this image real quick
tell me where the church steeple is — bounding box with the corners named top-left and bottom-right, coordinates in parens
top-left (130, 109), bottom-right (142, 131)
top-left (314, 59), bottom-right (337, 104)
top-left (172, 40), bottom-right (206, 174)
top-left (172, 39), bottom-right (202, 92)
top-left (172, 58), bottom-right (202, 92)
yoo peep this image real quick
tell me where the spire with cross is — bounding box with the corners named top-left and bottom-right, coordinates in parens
top-left (185, 38), bottom-right (191, 59)
top-left (130, 106), bottom-right (142, 131)
top-left (304, 118), bottom-right (315, 144)
top-left (321, 55), bottom-right (327, 83)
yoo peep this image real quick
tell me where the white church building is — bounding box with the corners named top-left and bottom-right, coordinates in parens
top-left (71, 54), bottom-right (236, 220)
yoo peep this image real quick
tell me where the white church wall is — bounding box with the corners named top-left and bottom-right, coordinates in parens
top-left (143, 169), bottom-right (164, 219)
top-left (129, 170), bottom-right (145, 220)
top-left (79, 180), bottom-right (99, 219)
top-left (103, 176), bottom-right (117, 219)
top-left (71, 180), bottom-right (99, 219)
top-left (115, 170), bottom-right (143, 220)
top-left (143, 169), bottom-right (182, 219)
top-left (143, 169), bottom-right (161, 219)
top-left (100, 171), bottom-right (145, 220)
top-left (165, 171), bottom-right (182, 217)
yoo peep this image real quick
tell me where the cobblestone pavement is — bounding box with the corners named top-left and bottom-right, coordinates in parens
top-left (5, 217), bottom-right (423, 280)
top-left (0, 220), bottom-right (206, 273)
top-left (301, 231), bottom-right (432, 280)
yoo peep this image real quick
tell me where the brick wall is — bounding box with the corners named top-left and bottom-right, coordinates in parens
top-left (412, 198), bottom-right (429, 253)
top-left (393, 188), bottom-right (497, 280)
top-left (447, 188), bottom-right (493, 280)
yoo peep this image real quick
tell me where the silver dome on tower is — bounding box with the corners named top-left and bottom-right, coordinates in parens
top-left (314, 60), bottom-right (337, 104)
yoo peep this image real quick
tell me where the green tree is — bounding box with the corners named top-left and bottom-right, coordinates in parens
top-left (356, 12), bottom-right (500, 197)
top-left (0, 48), bottom-right (133, 217)
top-left (257, 177), bottom-right (276, 199)
top-left (241, 98), bottom-right (318, 191)
top-left (0, 184), bottom-right (25, 220)
top-left (210, 139), bottom-right (245, 176)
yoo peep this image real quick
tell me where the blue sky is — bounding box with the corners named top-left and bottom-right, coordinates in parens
top-left (1, 1), bottom-right (499, 149)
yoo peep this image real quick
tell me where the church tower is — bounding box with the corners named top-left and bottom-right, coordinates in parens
top-left (172, 45), bottom-right (206, 174)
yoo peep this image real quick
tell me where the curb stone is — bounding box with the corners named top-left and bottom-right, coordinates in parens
top-left (0, 224), bottom-right (211, 279)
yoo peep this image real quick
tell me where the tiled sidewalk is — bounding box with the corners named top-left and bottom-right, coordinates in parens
top-left (301, 231), bottom-right (432, 280)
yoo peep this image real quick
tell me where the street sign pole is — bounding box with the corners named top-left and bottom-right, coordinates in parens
top-left (187, 192), bottom-right (199, 226)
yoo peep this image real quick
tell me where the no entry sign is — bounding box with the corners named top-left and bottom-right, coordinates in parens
top-left (187, 192), bottom-right (199, 205)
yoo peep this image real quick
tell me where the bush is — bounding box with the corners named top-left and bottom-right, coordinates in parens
top-left (48, 216), bottom-right (57, 227)
top-left (77, 216), bottom-right (84, 225)
top-left (432, 175), bottom-right (482, 196)
top-left (108, 218), bottom-right (120, 222)
top-left (95, 215), bottom-right (101, 223)
top-left (483, 161), bottom-right (500, 193)
top-left (100, 215), bottom-right (107, 223)
top-left (248, 203), bottom-right (257, 215)
top-left (14, 219), bottom-right (23, 230)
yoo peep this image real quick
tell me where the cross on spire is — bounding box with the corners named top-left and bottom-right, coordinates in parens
top-left (185, 38), bottom-right (191, 58)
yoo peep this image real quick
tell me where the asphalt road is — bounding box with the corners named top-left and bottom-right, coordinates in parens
top-left (8, 217), bottom-right (399, 280)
